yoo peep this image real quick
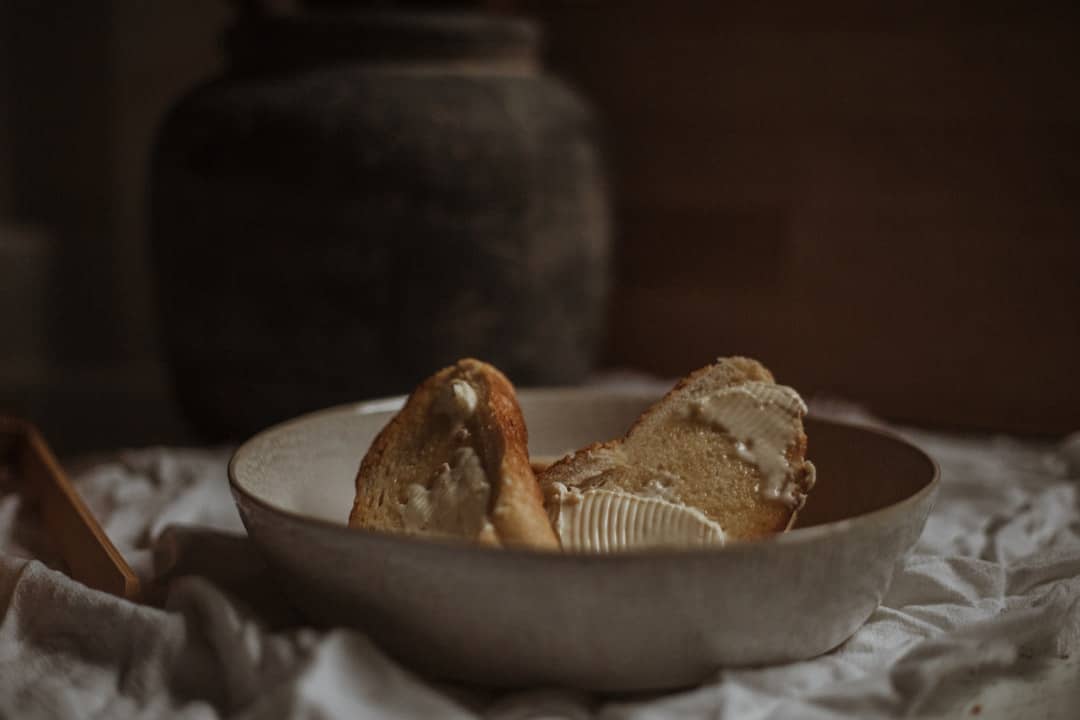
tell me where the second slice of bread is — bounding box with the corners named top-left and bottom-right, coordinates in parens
top-left (539, 357), bottom-right (816, 543)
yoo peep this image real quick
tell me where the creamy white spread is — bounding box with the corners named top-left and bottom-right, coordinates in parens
top-left (401, 446), bottom-right (491, 537)
top-left (399, 379), bottom-right (492, 538)
top-left (688, 382), bottom-right (808, 507)
top-left (549, 482), bottom-right (726, 552)
top-left (435, 379), bottom-right (477, 420)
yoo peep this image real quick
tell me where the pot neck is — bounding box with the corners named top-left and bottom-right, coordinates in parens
top-left (226, 9), bottom-right (541, 76)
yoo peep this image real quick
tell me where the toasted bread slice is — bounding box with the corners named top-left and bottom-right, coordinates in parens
top-left (348, 358), bottom-right (558, 550)
top-left (539, 357), bottom-right (816, 549)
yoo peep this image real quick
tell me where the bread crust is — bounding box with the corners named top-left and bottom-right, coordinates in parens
top-left (471, 360), bottom-right (560, 547)
top-left (349, 359), bottom-right (558, 550)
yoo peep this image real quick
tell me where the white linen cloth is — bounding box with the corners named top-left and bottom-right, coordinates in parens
top-left (2, 402), bottom-right (1080, 719)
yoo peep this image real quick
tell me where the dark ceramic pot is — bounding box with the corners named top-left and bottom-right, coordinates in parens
top-left (150, 7), bottom-right (610, 441)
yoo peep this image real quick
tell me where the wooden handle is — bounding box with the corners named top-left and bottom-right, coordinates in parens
top-left (1, 416), bottom-right (141, 601)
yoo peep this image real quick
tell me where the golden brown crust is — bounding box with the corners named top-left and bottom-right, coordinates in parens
top-left (349, 358), bottom-right (558, 550)
top-left (463, 360), bottom-right (559, 548)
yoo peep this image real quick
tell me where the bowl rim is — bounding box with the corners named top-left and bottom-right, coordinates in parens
top-left (227, 387), bottom-right (940, 562)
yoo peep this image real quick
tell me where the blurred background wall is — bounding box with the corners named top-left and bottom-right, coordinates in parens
top-left (1, 0), bottom-right (229, 451)
top-left (1, 1), bottom-right (1078, 454)
top-left (524, 1), bottom-right (1080, 436)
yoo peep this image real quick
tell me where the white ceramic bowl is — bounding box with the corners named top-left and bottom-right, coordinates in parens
top-left (229, 387), bottom-right (938, 692)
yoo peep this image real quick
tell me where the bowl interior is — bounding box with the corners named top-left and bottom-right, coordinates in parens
top-left (231, 388), bottom-right (933, 533)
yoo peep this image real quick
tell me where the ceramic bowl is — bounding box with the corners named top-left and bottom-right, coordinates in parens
top-left (228, 387), bottom-right (938, 691)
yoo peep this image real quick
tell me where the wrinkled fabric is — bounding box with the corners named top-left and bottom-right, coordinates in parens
top-left (2, 405), bottom-right (1079, 719)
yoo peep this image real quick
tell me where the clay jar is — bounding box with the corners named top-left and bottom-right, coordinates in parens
top-left (150, 7), bottom-right (610, 440)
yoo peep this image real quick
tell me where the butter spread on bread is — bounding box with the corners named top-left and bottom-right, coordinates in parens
top-left (548, 483), bottom-right (727, 552)
top-left (349, 359), bottom-right (558, 549)
top-left (539, 357), bottom-right (815, 551)
top-left (687, 382), bottom-right (815, 507)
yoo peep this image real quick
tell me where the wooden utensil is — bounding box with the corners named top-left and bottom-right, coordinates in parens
top-left (0, 416), bottom-right (141, 601)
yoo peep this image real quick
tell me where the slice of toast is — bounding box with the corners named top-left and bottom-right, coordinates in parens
top-left (348, 358), bottom-right (559, 550)
top-left (539, 357), bottom-right (816, 549)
